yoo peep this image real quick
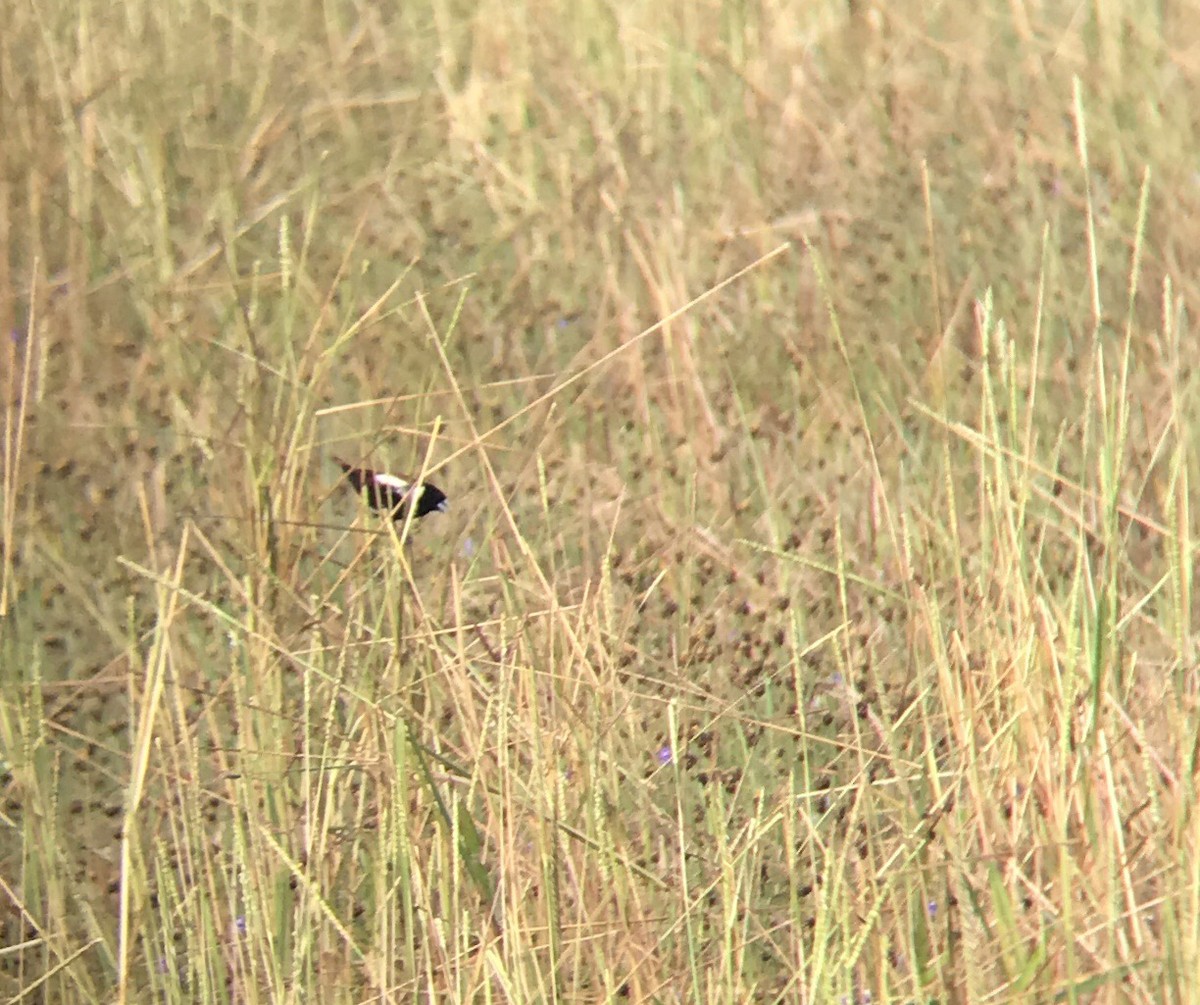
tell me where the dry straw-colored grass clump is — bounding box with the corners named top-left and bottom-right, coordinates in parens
top-left (3, 0), bottom-right (1200, 1002)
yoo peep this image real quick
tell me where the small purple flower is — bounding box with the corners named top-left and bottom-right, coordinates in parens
top-left (656, 745), bottom-right (673, 766)
top-left (927, 900), bottom-right (938, 918)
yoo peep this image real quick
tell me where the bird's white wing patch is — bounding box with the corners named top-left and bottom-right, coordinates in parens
top-left (372, 472), bottom-right (411, 492)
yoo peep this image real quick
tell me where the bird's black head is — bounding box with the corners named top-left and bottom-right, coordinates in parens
top-left (412, 482), bottom-right (448, 518)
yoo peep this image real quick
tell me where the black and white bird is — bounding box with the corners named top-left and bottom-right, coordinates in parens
top-left (335, 457), bottom-right (448, 522)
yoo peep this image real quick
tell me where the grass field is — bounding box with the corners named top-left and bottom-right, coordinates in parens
top-left (3, 0), bottom-right (1200, 1001)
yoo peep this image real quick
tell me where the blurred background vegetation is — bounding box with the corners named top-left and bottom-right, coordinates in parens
top-left (3, 0), bottom-right (1199, 1001)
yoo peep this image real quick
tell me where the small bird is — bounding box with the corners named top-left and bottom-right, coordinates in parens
top-left (335, 457), bottom-right (448, 522)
